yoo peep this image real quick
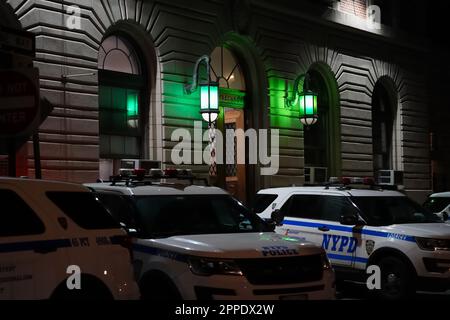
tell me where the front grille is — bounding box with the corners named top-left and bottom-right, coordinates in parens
top-left (236, 255), bottom-right (323, 285)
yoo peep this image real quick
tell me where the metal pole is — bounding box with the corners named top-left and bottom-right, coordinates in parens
top-left (33, 133), bottom-right (42, 179)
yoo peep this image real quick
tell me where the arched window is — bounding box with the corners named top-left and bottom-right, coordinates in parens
top-left (304, 69), bottom-right (330, 172)
top-left (303, 68), bottom-right (340, 183)
top-left (210, 46), bottom-right (246, 91)
top-left (98, 35), bottom-right (146, 161)
top-left (372, 81), bottom-right (396, 172)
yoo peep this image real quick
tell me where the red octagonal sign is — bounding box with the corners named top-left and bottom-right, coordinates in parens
top-left (0, 68), bottom-right (40, 138)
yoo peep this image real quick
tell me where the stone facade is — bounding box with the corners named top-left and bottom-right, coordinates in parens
top-left (1, 0), bottom-right (433, 202)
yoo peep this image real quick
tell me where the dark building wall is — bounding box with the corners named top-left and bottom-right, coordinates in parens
top-left (5, 0), bottom-right (432, 201)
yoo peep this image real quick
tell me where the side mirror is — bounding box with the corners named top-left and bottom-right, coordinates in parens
top-left (443, 212), bottom-right (449, 221)
top-left (271, 209), bottom-right (285, 226)
top-left (340, 215), bottom-right (359, 226)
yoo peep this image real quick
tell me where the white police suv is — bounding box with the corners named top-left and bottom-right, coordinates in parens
top-left (257, 180), bottom-right (450, 299)
top-left (86, 176), bottom-right (336, 300)
top-left (0, 178), bottom-right (139, 300)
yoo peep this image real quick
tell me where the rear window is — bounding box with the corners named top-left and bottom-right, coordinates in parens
top-left (423, 197), bottom-right (450, 213)
top-left (0, 189), bottom-right (45, 237)
top-left (47, 192), bottom-right (120, 230)
top-left (254, 194), bottom-right (278, 214)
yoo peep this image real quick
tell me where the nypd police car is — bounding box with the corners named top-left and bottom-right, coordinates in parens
top-left (0, 178), bottom-right (139, 300)
top-left (256, 180), bottom-right (450, 299)
top-left (86, 178), bottom-right (336, 300)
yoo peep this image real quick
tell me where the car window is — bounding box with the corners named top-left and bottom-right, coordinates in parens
top-left (423, 197), bottom-right (450, 213)
top-left (282, 195), bottom-right (322, 219)
top-left (281, 194), bottom-right (358, 222)
top-left (131, 195), bottom-right (270, 238)
top-left (47, 192), bottom-right (120, 230)
top-left (253, 194), bottom-right (278, 214)
top-left (95, 193), bottom-right (137, 228)
top-left (352, 196), bottom-right (442, 226)
top-left (0, 189), bottom-right (45, 237)
top-left (321, 196), bottom-right (359, 222)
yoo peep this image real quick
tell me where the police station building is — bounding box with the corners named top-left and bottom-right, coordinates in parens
top-left (0, 0), bottom-right (441, 204)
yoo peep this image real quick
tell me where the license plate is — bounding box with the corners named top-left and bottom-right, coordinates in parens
top-left (280, 294), bottom-right (308, 300)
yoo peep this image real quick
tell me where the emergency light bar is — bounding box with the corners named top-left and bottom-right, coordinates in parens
top-left (110, 167), bottom-right (208, 187)
top-left (326, 176), bottom-right (398, 191)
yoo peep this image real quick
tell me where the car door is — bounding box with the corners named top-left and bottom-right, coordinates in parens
top-left (0, 188), bottom-right (47, 299)
top-left (279, 193), bottom-right (359, 267)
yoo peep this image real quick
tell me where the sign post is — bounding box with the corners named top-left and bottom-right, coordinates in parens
top-left (0, 68), bottom-right (40, 177)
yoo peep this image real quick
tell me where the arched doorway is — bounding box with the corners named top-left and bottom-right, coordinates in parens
top-left (372, 78), bottom-right (399, 173)
top-left (98, 35), bottom-right (147, 179)
top-left (303, 64), bottom-right (341, 183)
top-left (210, 46), bottom-right (248, 202)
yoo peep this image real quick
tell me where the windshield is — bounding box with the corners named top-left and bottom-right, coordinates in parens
top-left (132, 195), bottom-right (271, 238)
top-left (423, 197), bottom-right (450, 213)
top-left (351, 196), bottom-right (442, 226)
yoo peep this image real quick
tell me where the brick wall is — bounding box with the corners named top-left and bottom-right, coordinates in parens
top-left (339, 0), bottom-right (367, 18)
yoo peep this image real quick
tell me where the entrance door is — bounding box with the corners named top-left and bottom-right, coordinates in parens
top-left (224, 108), bottom-right (246, 202)
top-left (210, 46), bottom-right (248, 203)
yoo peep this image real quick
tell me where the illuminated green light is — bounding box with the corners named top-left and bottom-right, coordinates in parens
top-left (281, 236), bottom-right (300, 242)
top-left (305, 95), bottom-right (314, 115)
top-left (298, 89), bottom-right (318, 127)
top-left (200, 84), bottom-right (219, 110)
top-left (127, 90), bottom-right (139, 116)
top-left (200, 83), bottom-right (219, 123)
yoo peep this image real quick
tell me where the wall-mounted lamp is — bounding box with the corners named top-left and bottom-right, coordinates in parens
top-left (285, 73), bottom-right (318, 127)
top-left (185, 55), bottom-right (219, 125)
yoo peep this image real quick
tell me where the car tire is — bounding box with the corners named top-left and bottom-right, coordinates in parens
top-left (375, 256), bottom-right (415, 300)
top-left (51, 277), bottom-right (113, 300)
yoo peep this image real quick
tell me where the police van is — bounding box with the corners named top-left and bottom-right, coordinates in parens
top-left (256, 178), bottom-right (450, 299)
top-left (0, 178), bottom-right (139, 300)
top-left (86, 171), bottom-right (336, 300)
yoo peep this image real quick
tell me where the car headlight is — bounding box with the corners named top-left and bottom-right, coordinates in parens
top-left (416, 237), bottom-right (450, 251)
top-left (188, 257), bottom-right (243, 276)
top-left (321, 252), bottom-right (333, 270)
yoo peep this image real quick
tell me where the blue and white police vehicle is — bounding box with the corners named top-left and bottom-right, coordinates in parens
top-left (256, 178), bottom-right (450, 299)
top-left (0, 178), bottom-right (139, 300)
top-left (86, 172), bottom-right (335, 300)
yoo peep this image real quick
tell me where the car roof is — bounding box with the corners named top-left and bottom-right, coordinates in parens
top-left (429, 192), bottom-right (450, 198)
top-left (84, 183), bottom-right (229, 196)
top-left (0, 177), bottom-right (88, 192)
top-left (258, 186), bottom-right (404, 197)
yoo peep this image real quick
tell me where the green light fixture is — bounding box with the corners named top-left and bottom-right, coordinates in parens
top-left (126, 89), bottom-right (139, 129)
top-left (200, 82), bottom-right (219, 123)
top-left (286, 73), bottom-right (318, 127)
top-left (185, 55), bottom-right (220, 125)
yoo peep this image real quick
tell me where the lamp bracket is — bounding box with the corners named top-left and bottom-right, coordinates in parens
top-left (184, 55), bottom-right (210, 95)
top-left (285, 73), bottom-right (307, 109)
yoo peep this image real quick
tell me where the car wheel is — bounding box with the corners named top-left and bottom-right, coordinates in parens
top-left (51, 282), bottom-right (113, 300)
top-left (376, 256), bottom-right (415, 300)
